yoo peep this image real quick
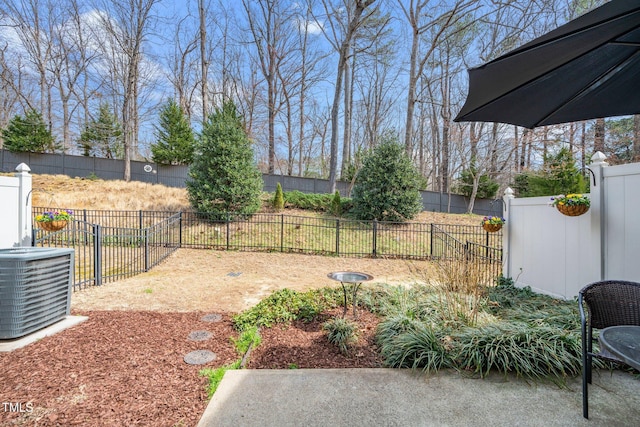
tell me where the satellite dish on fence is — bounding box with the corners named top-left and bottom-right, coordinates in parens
top-left (143, 165), bottom-right (153, 173)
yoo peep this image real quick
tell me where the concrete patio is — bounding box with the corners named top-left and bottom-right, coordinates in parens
top-left (198, 368), bottom-right (640, 427)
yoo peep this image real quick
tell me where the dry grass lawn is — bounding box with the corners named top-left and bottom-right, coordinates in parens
top-left (71, 249), bottom-right (431, 313)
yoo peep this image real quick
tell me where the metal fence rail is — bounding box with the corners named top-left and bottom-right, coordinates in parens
top-left (33, 208), bottom-right (503, 289)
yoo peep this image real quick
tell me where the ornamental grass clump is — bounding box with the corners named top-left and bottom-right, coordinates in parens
top-left (374, 275), bottom-right (583, 380)
top-left (323, 317), bottom-right (359, 355)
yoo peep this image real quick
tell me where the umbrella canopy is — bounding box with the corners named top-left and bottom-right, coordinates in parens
top-left (455, 0), bottom-right (640, 129)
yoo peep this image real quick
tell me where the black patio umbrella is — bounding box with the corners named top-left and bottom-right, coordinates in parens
top-left (454, 0), bottom-right (640, 129)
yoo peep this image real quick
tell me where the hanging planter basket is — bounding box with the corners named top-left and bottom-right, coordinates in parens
top-left (37, 220), bottom-right (68, 232)
top-left (556, 204), bottom-right (589, 217)
top-left (482, 223), bottom-right (502, 233)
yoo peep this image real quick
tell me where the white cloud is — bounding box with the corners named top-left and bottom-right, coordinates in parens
top-left (295, 17), bottom-right (324, 35)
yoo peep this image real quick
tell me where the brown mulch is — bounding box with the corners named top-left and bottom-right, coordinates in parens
top-left (0, 308), bottom-right (381, 427)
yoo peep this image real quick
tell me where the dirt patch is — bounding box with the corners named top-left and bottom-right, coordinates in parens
top-left (72, 249), bottom-right (430, 313)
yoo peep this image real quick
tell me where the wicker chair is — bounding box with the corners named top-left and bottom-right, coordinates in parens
top-left (578, 280), bottom-right (640, 419)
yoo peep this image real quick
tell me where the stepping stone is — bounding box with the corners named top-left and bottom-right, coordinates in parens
top-left (188, 330), bottom-right (213, 341)
top-left (201, 313), bottom-right (223, 323)
top-left (184, 350), bottom-right (217, 365)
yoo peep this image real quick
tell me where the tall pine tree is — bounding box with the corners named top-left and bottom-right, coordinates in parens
top-left (186, 101), bottom-right (263, 218)
top-left (2, 110), bottom-right (56, 153)
top-left (152, 99), bottom-right (195, 165)
top-left (78, 103), bottom-right (123, 158)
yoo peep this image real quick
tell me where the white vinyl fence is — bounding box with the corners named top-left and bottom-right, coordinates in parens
top-left (503, 152), bottom-right (640, 300)
top-left (0, 163), bottom-right (32, 248)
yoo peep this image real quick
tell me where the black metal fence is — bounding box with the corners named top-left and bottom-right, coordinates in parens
top-left (432, 225), bottom-right (504, 285)
top-left (34, 210), bottom-right (181, 290)
top-left (33, 207), bottom-right (503, 289)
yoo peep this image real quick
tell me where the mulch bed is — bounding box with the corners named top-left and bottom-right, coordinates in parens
top-left (0, 309), bottom-right (382, 426)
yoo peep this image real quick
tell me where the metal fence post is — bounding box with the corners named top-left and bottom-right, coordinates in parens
top-left (372, 219), bottom-right (377, 257)
top-left (226, 212), bottom-right (230, 250)
top-left (430, 223), bottom-right (434, 258)
top-left (280, 214), bottom-right (284, 252)
top-left (139, 210), bottom-right (143, 230)
top-left (336, 218), bottom-right (340, 256)
top-left (179, 212), bottom-right (183, 248)
top-left (144, 228), bottom-right (150, 272)
top-left (94, 224), bottom-right (102, 286)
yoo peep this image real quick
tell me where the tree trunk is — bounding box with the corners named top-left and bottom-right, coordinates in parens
top-left (199, 0), bottom-right (209, 122)
top-left (594, 118), bottom-right (605, 153)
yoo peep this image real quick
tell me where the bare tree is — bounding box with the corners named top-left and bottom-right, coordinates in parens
top-left (49, 0), bottom-right (97, 152)
top-left (2, 0), bottom-right (56, 128)
top-left (317, 0), bottom-right (377, 193)
top-left (398, 0), bottom-right (478, 154)
top-left (93, 0), bottom-right (160, 180)
top-left (242, 0), bottom-right (295, 174)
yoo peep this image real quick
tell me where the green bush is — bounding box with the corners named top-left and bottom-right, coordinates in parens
top-left (232, 288), bottom-right (341, 331)
top-left (273, 183), bottom-right (285, 211)
top-left (454, 165), bottom-right (499, 199)
top-left (330, 191), bottom-right (342, 216)
top-left (351, 136), bottom-right (423, 222)
top-left (512, 147), bottom-right (586, 197)
top-left (283, 190), bottom-right (352, 214)
top-left (186, 101), bottom-right (263, 218)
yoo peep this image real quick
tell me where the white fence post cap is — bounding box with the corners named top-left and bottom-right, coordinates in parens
top-left (15, 163), bottom-right (31, 173)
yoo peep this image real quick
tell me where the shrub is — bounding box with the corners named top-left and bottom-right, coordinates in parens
top-left (232, 288), bottom-right (340, 331)
top-left (351, 136), bottom-right (423, 222)
top-left (283, 190), bottom-right (352, 213)
top-left (330, 191), bottom-right (342, 216)
top-left (273, 183), bottom-right (285, 211)
top-left (186, 101), bottom-right (263, 218)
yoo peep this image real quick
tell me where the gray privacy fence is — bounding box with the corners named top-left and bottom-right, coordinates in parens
top-left (33, 207), bottom-right (503, 290)
top-left (3, 150), bottom-right (502, 217)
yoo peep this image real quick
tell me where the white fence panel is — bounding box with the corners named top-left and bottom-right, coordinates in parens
top-left (506, 196), bottom-right (598, 299)
top-left (603, 163), bottom-right (640, 281)
top-left (0, 164), bottom-right (32, 248)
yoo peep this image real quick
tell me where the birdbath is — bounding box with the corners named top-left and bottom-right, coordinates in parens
top-left (327, 272), bottom-right (373, 319)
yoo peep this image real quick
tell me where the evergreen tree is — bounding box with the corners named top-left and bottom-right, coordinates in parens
top-left (513, 147), bottom-right (586, 197)
top-left (273, 183), bottom-right (285, 211)
top-left (351, 135), bottom-right (423, 222)
top-left (186, 101), bottom-right (263, 217)
top-left (455, 165), bottom-right (499, 199)
top-left (2, 110), bottom-right (57, 153)
top-left (78, 103), bottom-right (123, 158)
top-left (151, 99), bottom-right (195, 165)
